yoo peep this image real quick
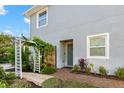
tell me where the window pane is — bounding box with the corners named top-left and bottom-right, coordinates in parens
top-left (39, 11), bottom-right (47, 26)
top-left (39, 11), bottom-right (46, 19)
top-left (39, 14), bottom-right (46, 20)
top-left (90, 36), bottom-right (105, 47)
top-left (39, 18), bottom-right (46, 26)
top-left (90, 47), bottom-right (105, 56)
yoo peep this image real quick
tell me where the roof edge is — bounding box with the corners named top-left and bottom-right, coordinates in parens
top-left (23, 5), bottom-right (48, 17)
top-left (23, 5), bottom-right (37, 17)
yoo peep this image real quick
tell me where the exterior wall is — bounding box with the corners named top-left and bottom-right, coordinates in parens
top-left (30, 5), bottom-right (124, 75)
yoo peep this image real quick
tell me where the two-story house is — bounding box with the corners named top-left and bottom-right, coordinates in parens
top-left (24, 5), bottom-right (124, 75)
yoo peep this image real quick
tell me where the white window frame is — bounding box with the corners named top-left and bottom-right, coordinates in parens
top-left (36, 7), bottom-right (48, 29)
top-left (87, 33), bottom-right (109, 59)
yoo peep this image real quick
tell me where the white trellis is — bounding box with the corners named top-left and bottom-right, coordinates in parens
top-left (33, 50), bottom-right (41, 73)
top-left (15, 37), bottom-right (22, 79)
top-left (15, 37), bottom-right (41, 79)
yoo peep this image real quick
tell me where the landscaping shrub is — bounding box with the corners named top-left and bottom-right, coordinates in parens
top-left (5, 72), bottom-right (17, 80)
top-left (41, 65), bottom-right (56, 74)
top-left (22, 61), bottom-right (32, 72)
top-left (42, 78), bottom-right (62, 88)
top-left (0, 67), bottom-right (6, 80)
top-left (9, 79), bottom-right (32, 88)
top-left (115, 67), bottom-right (124, 79)
top-left (78, 58), bottom-right (87, 71)
top-left (71, 65), bottom-right (80, 73)
top-left (42, 78), bottom-right (97, 88)
top-left (0, 82), bottom-right (9, 88)
top-left (85, 64), bottom-right (94, 75)
top-left (0, 34), bottom-right (15, 64)
top-left (0, 66), bottom-right (17, 80)
top-left (40, 63), bottom-right (46, 70)
top-left (85, 67), bottom-right (91, 75)
top-left (99, 66), bottom-right (108, 76)
top-left (22, 46), bottom-right (32, 72)
top-left (89, 64), bottom-right (94, 69)
top-left (0, 57), bottom-right (9, 64)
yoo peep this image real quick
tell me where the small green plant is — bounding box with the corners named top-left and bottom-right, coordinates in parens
top-left (89, 64), bottom-right (94, 68)
top-left (9, 79), bottom-right (32, 88)
top-left (85, 67), bottom-right (91, 75)
top-left (40, 63), bottom-right (46, 70)
top-left (99, 66), bottom-right (108, 76)
top-left (41, 65), bottom-right (56, 74)
top-left (0, 67), bottom-right (6, 80)
top-left (5, 72), bottom-right (17, 80)
top-left (71, 65), bottom-right (80, 73)
top-left (115, 67), bottom-right (124, 79)
top-left (0, 82), bottom-right (9, 88)
top-left (85, 64), bottom-right (94, 75)
top-left (42, 78), bottom-right (62, 88)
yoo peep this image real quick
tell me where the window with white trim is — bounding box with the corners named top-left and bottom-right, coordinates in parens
top-left (37, 8), bottom-right (48, 28)
top-left (87, 33), bottom-right (109, 59)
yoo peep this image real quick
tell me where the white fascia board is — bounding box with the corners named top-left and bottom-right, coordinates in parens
top-left (23, 5), bottom-right (48, 18)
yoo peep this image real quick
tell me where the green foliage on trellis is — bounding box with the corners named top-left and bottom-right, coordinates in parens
top-left (22, 35), bottom-right (54, 66)
top-left (32, 37), bottom-right (54, 57)
top-left (22, 46), bottom-right (32, 71)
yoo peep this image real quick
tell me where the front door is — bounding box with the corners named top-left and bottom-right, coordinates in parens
top-left (67, 43), bottom-right (73, 66)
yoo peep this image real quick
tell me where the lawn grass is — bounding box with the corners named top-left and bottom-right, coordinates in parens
top-left (42, 78), bottom-right (98, 88)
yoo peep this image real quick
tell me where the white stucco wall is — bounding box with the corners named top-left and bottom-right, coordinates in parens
top-left (29, 6), bottom-right (124, 75)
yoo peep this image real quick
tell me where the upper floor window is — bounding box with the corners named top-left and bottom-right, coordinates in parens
top-left (87, 33), bottom-right (109, 59)
top-left (37, 7), bottom-right (48, 28)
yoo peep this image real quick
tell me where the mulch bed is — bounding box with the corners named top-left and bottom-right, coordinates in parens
top-left (71, 71), bottom-right (124, 81)
top-left (52, 68), bottom-right (124, 88)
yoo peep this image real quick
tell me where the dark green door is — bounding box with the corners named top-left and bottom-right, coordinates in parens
top-left (67, 44), bottom-right (73, 66)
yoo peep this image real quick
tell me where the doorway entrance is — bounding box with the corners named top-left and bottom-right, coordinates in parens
top-left (67, 43), bottom-right (73, 66)
top-left (60, 39), bottom-right (73, 67)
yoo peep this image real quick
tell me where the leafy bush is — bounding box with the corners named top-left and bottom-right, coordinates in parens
top-left (6, 72), bottom-right (17, 80)
top-left (71, 65), bottom-right (80, 73)
top-left (85, 64), bottom-right (94, 75)
top-left (40, 63), bottom-right (46, 70)
top-left (78, 58), bottom-right (87, 71)
top-left (42, 78), bottom-right (97, 88)
top-left (89, 64), bottom-right (94, 68)
top-left (41, 65), bottom-right (56, 74)
top-left (85, 67), bottom-right (91, 75)
top-left (22, 46), bottom-right (32, 72)
top-left (9, 79), bottom-right (32, 88)
top-left (0, 82), bottom-right (9, 88)
top-left (42, 78), bottom-right (62, 88)
top-left (115, 67), bottom-right (124, 79)
top-left (0, 34), bottom-right (15, 64)
top-left (99, 66), bottom-right (108, 76)
top-left (0, 67), bottom-right (6, 80)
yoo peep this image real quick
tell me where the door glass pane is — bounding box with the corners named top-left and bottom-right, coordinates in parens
top-left (90, 35), bottom-right (105, 47)
top-left (90, 47), bottom-right (105, 56)
top-left (67, 44), bottom-right (73, 66)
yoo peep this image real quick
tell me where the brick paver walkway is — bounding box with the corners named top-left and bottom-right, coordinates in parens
top-left (52, 68), bottom-right (124, 88)
top-left (22, 72), bottom-right (54, 86)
